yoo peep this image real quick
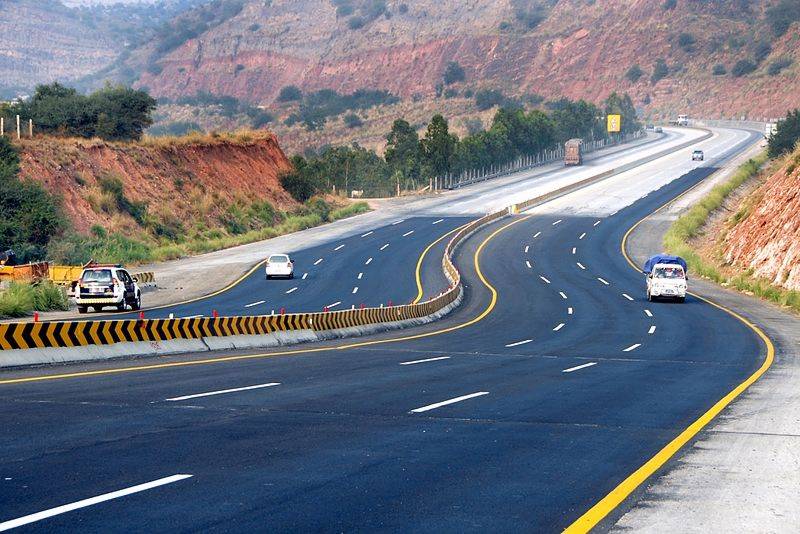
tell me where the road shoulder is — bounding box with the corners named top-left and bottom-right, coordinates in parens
top-left (614, 146), bottom-right (800, 532)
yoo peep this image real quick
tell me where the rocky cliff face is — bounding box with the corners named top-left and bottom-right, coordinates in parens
top-left (724, 149), bottom-right (800, 291)
top-left (16, 133), bottom-right (295, 234)
top-left (0, 0), bottom-right (120, 95)
top-left (131, 0), bottom-right (800, 118)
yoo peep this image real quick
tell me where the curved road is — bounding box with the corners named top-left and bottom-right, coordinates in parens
top-left (0, 126), bottom-right (768, 531)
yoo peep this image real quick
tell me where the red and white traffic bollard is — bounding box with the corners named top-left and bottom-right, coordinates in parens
top-left (33, 312), bottom-right (39, 323)
top-left (212, 309), bottom-right (219, 318)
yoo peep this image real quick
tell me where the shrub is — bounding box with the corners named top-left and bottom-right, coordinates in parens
top-left (768, 109), bottom-right (800, 158)
top-left (651, 59), bottom-right (669, 83)
top-left (499, 21), bottom-right (511, 31)
top-left (677, 32), bottom-right (696, 52)
top-left (398, 3), bottom-right (408, 14)
top-left (662, 0), bottom-right (677, 9)
top-left (147, 121), bottom-right (202, 136)
top-left (625, 65), bottom-right (644, 82)
top-left (443, 61), bottom-right (466, 85)
top-left (277, 85), bottom-right (302, 102)
top-left (768, 57), bottom-right (792, 76)
top-left (731, 59), bottom-right (756, 77)
top-left (348, 15), bottom-right (365, 29)
top-left (474, 89), bottom-right (507, 110)
top-left (336, 4), bottom-right (354, 17)
top-left (280, 170), bottom-right (316, 202)
top-left (712, 64), bottom-right (727, 75)
top-left (306, 198), bottom-right (331, 221)
top-left (752, 41), bottom-right (772, 64)
top-left (97, 174), bottom-right (148, 225)
top-left (248, 23), bottom-right (260, 31)
top-left (343, 113), bottom-right (363, 128)
top-left (766, 0), bottom-right (800, 37)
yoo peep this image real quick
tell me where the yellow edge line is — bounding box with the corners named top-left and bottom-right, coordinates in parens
top-left (564, 167), bottom-right (776, 533)
top-left (413, 222), bottom-right (471, 304)
top-left (0, 216), bottom-right (529, 385)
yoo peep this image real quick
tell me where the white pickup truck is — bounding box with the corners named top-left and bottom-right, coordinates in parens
top-left (644, 255), bottom-right (688, 302)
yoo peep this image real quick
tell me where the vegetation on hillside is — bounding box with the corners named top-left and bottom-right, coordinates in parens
top-left (664, 151), bottom-right (800, 313)
top-left (768, 109), bottom-right (800, 158)
top-left (284, 89), bottom-right (400, 131)
top-left (2, 83), bottom-right (156, 141)
top-left (279, 93), bottom-right (640, 197)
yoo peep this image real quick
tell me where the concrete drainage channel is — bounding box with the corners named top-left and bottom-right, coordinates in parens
top-left (0, 130), bottom-right (709, 368)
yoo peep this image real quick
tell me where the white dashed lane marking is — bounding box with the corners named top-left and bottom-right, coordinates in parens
top-left (648, 325), bottom-right (656, 334)
top-left (597, 277), bottom-right (610, 285)
top-left (623, 343), bottom-right (642, 352)
top-left (326, 301), bottom-right (341, 309)
top-left (410, 392), bottom-right (489, 413)
top-left (553, 323), bottom-right (565, 331)
top-left (576, 262), bottom-right (586, 270)
top-left (559, 292), bottom-right (568, 299)
top-left (552, 219), bottom-right (562, 226)
top-left (622, 293), bottom-right (634, 301)
top-left (506, 339), bottom-right (533, 348)
top-left (358, 272), bottom-right (363, 279)
top-left (572, 247), bottom-right (577, 255)
top-left (400, 356), bottom-right (450, 365)
top-left (334, 244), bottom-right (345, 251)
top-left (361, 231), bottom-right (373, 237)
top-left (314, 258), bottom-right (323, 266)
top-left (526, 260), bottom-right (532, 269)
top-left (402, 230), bottom-right (414, 237)
top-left (568, 307), bottom-right (573, 315)
top-left (392, 219), bottom-right (404, 225)
top-left (524, 245), bottom-right (530, 253)
top-left (594, 220), bottom-right (601, 226)
top-left (286, 287), bottom-right (298, 294)
top-left (244, 300), bottom-right (265, 308)
top-left (380, 243), bottom-right (390, 251)
top-left (534, 231), bottom-right (542, 238)
top-left (365, 257), bottom-right (373, 265)
top-left (539, 276), bottom-right (551, 284)
top-left (563, 362), bottom-right (597, 373)
top-left (644, 309), bottom-right (653, 317)
top-left (432, 219), bottom-right (444, 225)
top-left (352, 287), bottom-right (359, 294)
top-left (579, 232), bottom-right (586, 240)
top-left (302, 272), bottom-right (308, 280)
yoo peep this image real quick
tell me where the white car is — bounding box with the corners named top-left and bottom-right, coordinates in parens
top-left (265, 254), bottom-right (294, 279)
top-left (75, 264), bottom-right (141, 313)
top-left (646, 263), bottom-right (687, 302)
top-left (692, 150), bottom-right (704, 161)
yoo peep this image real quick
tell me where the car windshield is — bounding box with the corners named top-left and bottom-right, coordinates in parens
top-left (81, 269), bottom-right (112, 283)
top-left (269, 255), bottom-right (289, 263)
top-left (655, 267), bottom-right (685, 279)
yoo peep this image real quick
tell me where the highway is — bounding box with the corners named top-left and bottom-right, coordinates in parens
top-left (0, 126), bottom-right (768, 531)
top-left (94, 127), bottom-right (704, 321)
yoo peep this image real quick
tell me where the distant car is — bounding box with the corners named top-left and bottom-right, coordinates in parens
top-left (692, 150), bottom-right (704, 161)
top-left (75, 264), bottom-right (141, 313)
top-left (654, 126), bottom-right (663, 133)
top-left (265, 254), bottom-right (294, 279)
top-left (646, 124), bottom-right (654, 130)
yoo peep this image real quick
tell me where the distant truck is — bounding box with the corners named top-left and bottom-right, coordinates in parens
top-left (675, 114), bottom-right (689, 126)
top-left (643, 254), bottom-right (688, 302)
top-left (765, 123), bottom-right (778, 139)
top-left (564, 138), bottom-right (583, 166)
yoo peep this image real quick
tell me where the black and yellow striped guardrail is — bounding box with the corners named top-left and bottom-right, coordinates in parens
top-left (0, 209), bottom-right (493, 352)
top-left (131, 272), bottom-right (155, 284)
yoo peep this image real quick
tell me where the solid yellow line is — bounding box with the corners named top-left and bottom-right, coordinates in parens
top-left (565, 169), bottom-right (775, 533)
top-left (413, 223), bottom-right (471, 304)
top-left (0, 216), bottom-right (530, 385)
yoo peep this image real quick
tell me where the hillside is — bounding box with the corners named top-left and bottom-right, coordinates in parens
top-left (723, 147), bottom-right (800, 291)
top-left (16, 132), bottom-right (295, 235)
top-left (125, 0), bottom-right (799, 118)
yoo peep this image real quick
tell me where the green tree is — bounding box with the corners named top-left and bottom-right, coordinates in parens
top-left (603, 92), bottom-right (641, 135)
top-left (0, 137), bottom-right (65, 261)
top-left (768, 109), bottom-right (800, 158)
top-left (385, 119), bottom-right (421, 180)
top-left (731, 59), bottom-right (756, 77)
top-left (651, 59), bottom-right (669, 84)
top-left (420, 114), bottom-right (458, 176)
top-left (443, 61), bottom-right (466, 85)
top-left (277, 85), bottom-right (303, 102)
top-left (89, 84), bottom-right (156, 141)
top-left (625, 65), bottom-right (644, 83)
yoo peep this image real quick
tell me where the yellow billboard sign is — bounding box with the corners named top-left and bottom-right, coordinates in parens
top-left (607, 114), bottom-right (621, 133)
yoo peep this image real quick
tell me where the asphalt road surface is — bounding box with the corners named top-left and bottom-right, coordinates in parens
top-left (0, 126), bottom-right (768, 532)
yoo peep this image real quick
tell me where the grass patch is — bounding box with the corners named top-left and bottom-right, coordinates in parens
top-left (663, 151), bottom-right (800, 313)
top-left (0, 282), bottom-right (69, 318)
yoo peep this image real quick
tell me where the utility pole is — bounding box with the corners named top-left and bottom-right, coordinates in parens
top-left (16, 115), bottom-right (20, 140)
top-left (1, 117), bottom-right (3, 136)
top-left (28, 119), bottom-right (32, 138)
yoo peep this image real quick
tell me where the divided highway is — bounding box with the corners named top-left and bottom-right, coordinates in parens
top-left (0, 127), bottom-right (768, 531)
